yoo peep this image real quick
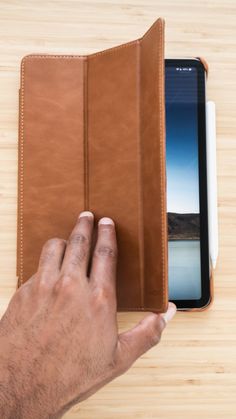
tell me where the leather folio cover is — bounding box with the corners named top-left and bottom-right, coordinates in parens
top-left (17, 18), bottom-right (168, 312)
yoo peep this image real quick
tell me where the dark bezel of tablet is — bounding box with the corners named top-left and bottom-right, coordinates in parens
top-left (165, 58), bottom-right (211, 310)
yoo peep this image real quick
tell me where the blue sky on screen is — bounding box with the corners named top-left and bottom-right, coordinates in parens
top-left (165, 67), bottom-right (200, 214)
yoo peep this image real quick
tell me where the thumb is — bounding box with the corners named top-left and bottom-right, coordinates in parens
top-left (114, 303), bottom-right (176, 374)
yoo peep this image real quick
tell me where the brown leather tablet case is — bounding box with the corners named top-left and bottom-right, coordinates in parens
top-left (17, 17), bottom-right (168, 312)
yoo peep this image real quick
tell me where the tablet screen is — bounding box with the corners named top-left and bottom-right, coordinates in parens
top-left (165, 59), bottom-right (210, 308)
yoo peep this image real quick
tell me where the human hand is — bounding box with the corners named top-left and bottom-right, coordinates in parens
top-left (0, 211), bottom-right (176, 418)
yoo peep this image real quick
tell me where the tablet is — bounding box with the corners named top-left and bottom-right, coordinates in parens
top-left (165, 58), bottom-right (211, 310)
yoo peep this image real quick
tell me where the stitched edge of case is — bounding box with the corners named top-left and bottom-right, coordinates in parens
top-left (18, 60), bottom-right (25, 286)
top-left (158, 19), bottom-right (167, 312)
top-left (136, 39), bottom-right (144, 308)
top-left (83, 57), bottom-right (89, 209)
top-left (18, 19), bottom-right (167, 311)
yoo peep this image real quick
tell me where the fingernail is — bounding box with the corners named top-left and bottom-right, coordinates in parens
top-left (162, 303), bottom-right (176, 324)
top-left (99, 217), bottom-right (114, 225)
top-left (79, 211), bottom-right (94, 218)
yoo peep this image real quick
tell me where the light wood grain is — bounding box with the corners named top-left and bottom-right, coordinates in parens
top-left (0, 1), bottom-right (236, 418)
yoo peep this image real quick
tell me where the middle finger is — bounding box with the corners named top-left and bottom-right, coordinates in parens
top-left (61, 211), bottom-right (94, 277)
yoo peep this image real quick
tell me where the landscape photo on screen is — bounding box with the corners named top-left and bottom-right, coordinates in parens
top-left (166, 65), bottom-right (201, 300)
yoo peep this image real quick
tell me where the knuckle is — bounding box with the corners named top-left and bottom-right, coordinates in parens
top-left (95, 245), bottom-right (117, 259)
top-left (53, 273), bottom-right (75, 296)
top-left (93, 284), bottom-right (111, 303)
top-left (37, 277), bottom-right (53, 292)
top-left (68, 233), bottom-right (88, 246)
top-left (147, 319), bottom-right (163, 347)
top-left (59, 273), bottom-right (74, 286)
top-left (40, 238), bottom-right (65, 266)
top-left (148, 331), bottom-right (161, 347)
top-left (36, 270), bottom-right (55, 287)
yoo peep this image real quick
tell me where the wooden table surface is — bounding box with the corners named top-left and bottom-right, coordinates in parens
top-left (0, 1), bottom-right (235, 418)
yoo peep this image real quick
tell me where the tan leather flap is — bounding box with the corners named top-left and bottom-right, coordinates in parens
top-left (17, 18), bottom-right (168, 312)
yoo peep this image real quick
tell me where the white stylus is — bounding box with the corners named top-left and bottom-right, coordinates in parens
top-left (206, 101), bottom-right (218, 269)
